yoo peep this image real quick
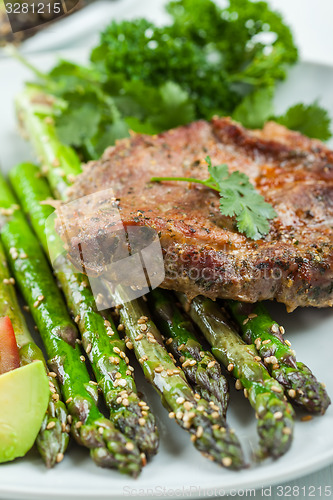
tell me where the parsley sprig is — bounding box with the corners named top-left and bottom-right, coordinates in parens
top-left (151, 156), bottom-right (277, 240)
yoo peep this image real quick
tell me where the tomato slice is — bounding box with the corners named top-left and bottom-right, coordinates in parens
top-left (0, 316), bottom-right (20, 375)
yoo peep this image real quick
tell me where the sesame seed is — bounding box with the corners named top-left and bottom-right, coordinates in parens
top-left (117, 323), bottom-right (124, 331)
top-left (254, 356), bottom-right (261, 362)
top-left (184, 401), bottom-right (193, 411)
top-left (86, 343), bottom-right (92, 354)
top-left (176, 411), bottom-right (183, 420)
top-left (154, 366), bottom-right (163, 373)
top-left (115, 372), bottom-right (122, 379)
top-left (271, 385), bottom-right (282, 393)
top-left (137, 318), bottom-right (146, 325)
top-left (271, 324), bottom-right (279, 333)
top-left (76, 338), bottom-right (82, 345)
top-left (282, 427), bottom-right (292, 435)
top-left (80, 355), bottom-right (85, 362)
top-left (182, 359), bottom-right (191, 368)
top-left (248, 313), bottom-right (258, 319)
top-left (56, 452), bottom-right (64, 463)
top-left (301, 415), bottom-right (313, 422)
top-left (19, 252), bottom-right (28, 259)
top-left (135, 333), bottom-right (143, 341)
top-left (67, 415), bottom-right (72, 424)
top-left (194, 393), bottom-right (201, 400)
top-left (48, 372), bottom-right (57, 378)
top-left (197, 405), bottom-right (205, 412)
top-left (165, 338), bottom-right (173, 345)
top-left (279, 326), bottom-right (285, 334)
top-left (227, 363), bottom-right (234, 372)
top-left (52, 394), bottom-right (60, 401)
top-left (274, 411), bottom-right (283, 420)
top-left (98, 427), bottom-right (104, 435)
top-left (287, 389), bottom-right (296, 398)
top-left (179, 356), bottom-right (185, 363)
top-left (125, 442), bottom-right (135, 451)
top-left (173, 369), bottom-right (181, 375)
top-left (75, 421), bottom-right (82, 429)
top-left (244, 389), bottom-right (248, 399)
top-left (128, 365), bottom-right (134, 372)
top-left (196, 426), bottom-right (204, 438)
top-left (169, 412), bottom-right (175, 419)
top-left (61, 422), bottom-right (66, 432)
top-left (139, 418), bottom-right (145, 426)
top-left (176, 397), bottom-right (185, 404)
top-left (123, 399), bottom-right (129, 406)
top-left (66, 397), bottom-right (73, 404)
top-left (140, 324), bottom-right (148, 332)
top-left (166, 369), bottom-right (174, 376)
top-left (262, 339), bottom-right (271, 345)
top-left (113, 347), bottom-right (121, 354)
top-left (90, 380), bottom-right (98, 386)
top-left (285, 340), bottom-right (292, 347)
top-left (272, 363), bottom-right (280, 370)
top-left (46, 421), bottom-right (56, 430)
top-left (235, 380), bottom-right (243, 390)
top-left (211, 411), bottom-right (219, 419)
top-left (190, 435), bottom-right (197, 442)
top-left (222, 457), bottom-right (232, 467)
top-left (74, 315), bottom-right (80, 323)
top-left (199, 351), bottom-right (205, 358)
top-left (125, 341), bottom-right (133, 350)
top-left (207, 360), bottom-right (216, 368)
top-left (242, 318), bottom-right (249, 325)
top-left (189, 359), bottom-right (196, 366)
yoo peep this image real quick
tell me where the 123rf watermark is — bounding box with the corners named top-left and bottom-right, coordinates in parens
top-left (122, 485), bottom-right (332, 497)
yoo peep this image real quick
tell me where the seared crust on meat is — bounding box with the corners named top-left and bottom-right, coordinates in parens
top-left (60, 118), bottom-right (333, 311)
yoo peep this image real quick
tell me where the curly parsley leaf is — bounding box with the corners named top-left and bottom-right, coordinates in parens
top-left (274, 102), bottom-right (332, 141)
top-left (151, 156), bottom-right (277, 240)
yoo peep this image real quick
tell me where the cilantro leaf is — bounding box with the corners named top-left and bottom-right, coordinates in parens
top-left (151, 156), bottom-right (277, 240)
top-left (274, 102), bottom-right (332, 141)
top-left (232, 87), bottom-right (275, 129)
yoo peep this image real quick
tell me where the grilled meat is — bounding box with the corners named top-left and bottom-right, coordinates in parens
top-left (60, 117), bottom-right (333, 311)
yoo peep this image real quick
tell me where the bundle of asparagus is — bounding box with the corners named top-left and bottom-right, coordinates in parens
top-left (0, 173), bottom-right (142, 476)
top-left (0, 84), bottom-right (327, 473)
top-left (10, 161), bottom-right (159, 461)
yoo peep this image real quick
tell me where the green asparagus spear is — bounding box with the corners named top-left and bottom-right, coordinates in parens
top-left (0, 238), bottom-right (69, 467)
top-left (178, 294), bottom-right (295, 459)
top-left (148, 288), bottom-right (229, 416)
top-left (227, 300), bottom-right (331, 414)
top-left (16, 87), bottom-right (81, 199)
top-left (10, 162), bottom-right (159, 459)
top-left (0, 173), bottom-right (142, 476)
top-left (112, 287), bottom-right (245, 470)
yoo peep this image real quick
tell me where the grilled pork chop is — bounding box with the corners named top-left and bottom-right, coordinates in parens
top-left (60, 117), bottom-right (333, 311)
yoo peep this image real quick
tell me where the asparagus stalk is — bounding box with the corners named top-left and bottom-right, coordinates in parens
top-left (148, 288), bottom-right (229, 416)
top-left (178, 294), bottom-right (295, 459)
top-left (227, 300), bottom-right (331, 414)
top-left (112, 287), bottom-right (245, 470)
top-left (0, 239), bottom-right (69, 467)
top-left (10, 162), bottom-right (159, 459)
top-left (0, 173), bottom-right (142, 476)
top-left (16, 87), bottom-right (81, 199)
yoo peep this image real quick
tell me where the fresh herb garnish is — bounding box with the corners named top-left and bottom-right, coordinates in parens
top-left (14, 0), bottom-right (331, 160)
top-left (151, 156), bottom-right (277, 240)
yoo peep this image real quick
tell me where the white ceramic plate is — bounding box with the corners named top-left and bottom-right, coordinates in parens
top-left (0, 47), bottom-right (333, 500)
